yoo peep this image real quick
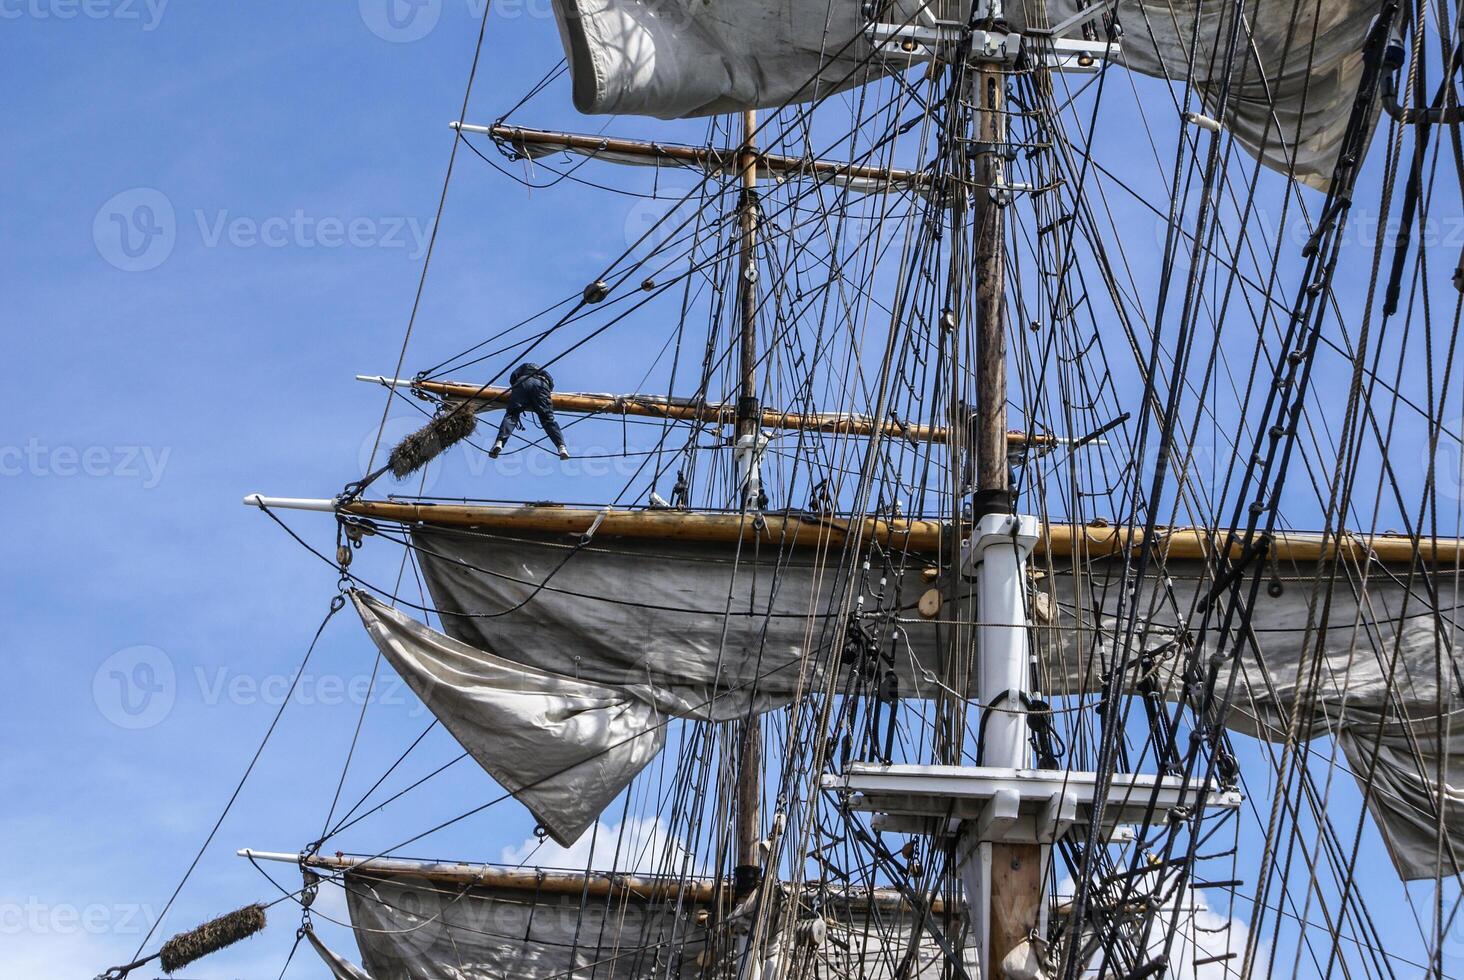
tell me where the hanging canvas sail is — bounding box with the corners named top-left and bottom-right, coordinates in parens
top-left (353, 591), bottom-right (666, 846)
top-left (334, 865), bottom-right (951, 980)
top-left (546, 0), bottom-right (1380, 186)
top-left (303, 928), bottom-right (373, 980)
top-left (404, 523), bottom-right (967, 719)
top-left (378, 521), bottom-right (1462, 877)
top-left (342, 869), bottom-right (710, 979)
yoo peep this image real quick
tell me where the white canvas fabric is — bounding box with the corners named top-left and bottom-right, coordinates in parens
top-left (407, 524), bottom-right (970, 720)
top-left (342, 871), bottom-right (708, 979)
top-left (353, 592), bottom-right (666, 846)
top-left (389, 524), bottom-right (1460, 879)
top-left (304, 928), bottom-right (374, 980)
top-left (339, 870), bottom-right (951, 979)
top-left (548, 0), bottom-right (1379, 188)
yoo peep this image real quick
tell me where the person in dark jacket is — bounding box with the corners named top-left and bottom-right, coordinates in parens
top-left (489, 362), bottom-right (569, 459)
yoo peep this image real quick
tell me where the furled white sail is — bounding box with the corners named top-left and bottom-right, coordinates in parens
top-left (378, 524), bottom-right (1461, 879)
top-left (331, 867), bottom-right (951, 979)
top-left (406, 525), bottom-right (963, 718)
top-left (548, 0), bottom-right (1378, 187)
top-left (342, 870), bottom-right (709, 979)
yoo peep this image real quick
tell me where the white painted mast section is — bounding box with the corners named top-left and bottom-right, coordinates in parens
top-left (965, 514), bottom-right (1040, 769)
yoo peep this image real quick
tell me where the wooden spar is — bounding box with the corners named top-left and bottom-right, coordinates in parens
top-left (734, 107), bottom-right (763, 881)
top-left (972, 68), bottom-right (1010, 499)
top-left (969, 54), bottom-right (1039, 977)
top-left (237, 849), bottom-right (946, 911)
top-left (736, 108), bottom-right (762, 480)
top-left (458, 121), bottom-right (932, 192)
top-left (275, 850), bottom-right (723, 902)
top-left (308, 498), bottom-right (1464, 565)
top-left (359, 375), bottom-right (1056, 447)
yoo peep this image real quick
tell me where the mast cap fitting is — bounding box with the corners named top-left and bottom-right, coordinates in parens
top-left (736, 395), bottom-right (761, 426)
top-left (732, 864), bottom-right (762, 899)
top-left (972, 488), bottom-right (1014, 518)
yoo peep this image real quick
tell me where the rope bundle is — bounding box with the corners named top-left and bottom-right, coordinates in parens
top-left (158, 903), bottom-right (267, 973)
top-left (389, 408), bottom-right (478, 479)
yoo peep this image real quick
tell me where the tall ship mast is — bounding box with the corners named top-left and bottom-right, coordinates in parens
top-left (98, 0), bottom-right (1464, 975)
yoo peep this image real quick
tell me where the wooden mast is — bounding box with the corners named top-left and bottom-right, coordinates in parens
top-left (734, 107), bottom-right (763, 887)
top-left (970, 54), bottom-right (1042, 977)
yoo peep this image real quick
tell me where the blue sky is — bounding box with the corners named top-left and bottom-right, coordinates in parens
top-left (1, 3), bottom-right (662, 975)
top-left (3, 1), bottom-right (1462, 978)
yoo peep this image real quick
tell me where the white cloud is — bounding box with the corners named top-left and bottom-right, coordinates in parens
top-left (1055, 877), bottom-right (1264, 978)
top-left (1139, 889), bottom-right (1259, 980)
top-left (499, 817), bottom-right (702, 877)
